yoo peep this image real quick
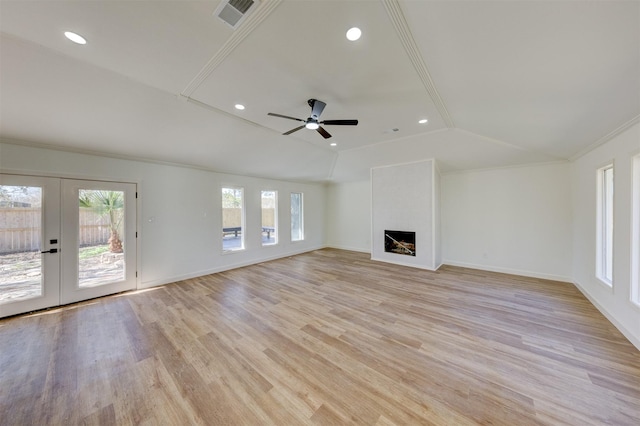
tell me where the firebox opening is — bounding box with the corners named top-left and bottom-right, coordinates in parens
top-left (384, 230), bottom-right (416, 256)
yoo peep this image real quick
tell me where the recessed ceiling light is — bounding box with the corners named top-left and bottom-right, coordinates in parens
top-left (330, 142), bottom-right (337, 147)
top-left (64, 31), bottom-right (87, 45)
top-left (346, 27), bottom-right (361, 41)
top-left (234, 104), bottom-right (245, 110)
top-left (418, 118), bottom-right (428, 124)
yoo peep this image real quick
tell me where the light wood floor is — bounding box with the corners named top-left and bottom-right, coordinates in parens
top-left (1, 249), bottom-right (639, 425)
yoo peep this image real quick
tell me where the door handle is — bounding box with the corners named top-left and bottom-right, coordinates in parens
top-left (41, 248), bottom-right (58, 254)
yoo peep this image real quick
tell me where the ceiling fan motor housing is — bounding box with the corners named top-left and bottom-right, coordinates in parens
top-left (307, 98), bottom-right (325, 119)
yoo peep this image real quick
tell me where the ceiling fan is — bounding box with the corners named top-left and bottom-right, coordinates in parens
top-left (268, 99), bottom-right (358, 139)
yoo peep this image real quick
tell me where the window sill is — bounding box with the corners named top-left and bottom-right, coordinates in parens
top-left (222, 249), bottom-right (245, 255)
top-left (596, 276), bottom-right (613, 291)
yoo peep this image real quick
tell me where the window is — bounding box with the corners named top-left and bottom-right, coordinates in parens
top-left (596, 165), bottom-right (614, 286)
top-left (222, 187), bottom-right (244, 252)
top-left (291, 192), bottom-right (304, 242)
top-left (632, 155), bottom-right (640, 306)
top-left (261, 190), bottom-right (277, 246)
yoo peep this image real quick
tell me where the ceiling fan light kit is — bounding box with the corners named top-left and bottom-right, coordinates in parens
top-left (268, 98), bottom-right (358, 139)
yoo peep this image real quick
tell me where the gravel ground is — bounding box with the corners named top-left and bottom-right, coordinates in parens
top-left (0, 248), bottom-right (124, 303)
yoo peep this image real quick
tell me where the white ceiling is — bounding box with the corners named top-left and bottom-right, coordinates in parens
top-left (1, 0), bottom-right (638, 182)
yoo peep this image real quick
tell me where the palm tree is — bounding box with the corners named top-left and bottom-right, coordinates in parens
top-left (79, 190), bottom-right (124, 253)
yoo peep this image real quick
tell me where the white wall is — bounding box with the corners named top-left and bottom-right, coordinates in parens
top-left (433, 163), bottom-right (442, 269)
top-left (371, 160), bottom-right (439, 270)
top-left (572, 123), bottom-right (640, 348)
top-left (327, 161), bottom-right (572, 281)
top-left (441, 163), bottom-right (573, 282)
top-left (325, 180), bottom-right (371, 252)
top-left (0, 141), bottom-right (326, 288)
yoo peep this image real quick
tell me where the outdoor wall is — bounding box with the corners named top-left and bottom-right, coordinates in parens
top-left (371, 159), bottom-right (440, 270)
top-left (571, 122), bottom-right (640, 349)
top-left (0, 141), bottom-right (326, 289)
top-left (441, 162), bottom-right (572, 282)
top-left (325, 180), bottom-right (371, 252)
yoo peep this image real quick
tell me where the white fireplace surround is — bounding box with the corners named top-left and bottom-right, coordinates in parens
top-left (371, 159), bottom-right (441, 270)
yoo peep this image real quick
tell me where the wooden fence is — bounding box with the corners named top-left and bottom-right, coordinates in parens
top-left (0, 208), bottom-right (112, 254)
top-left (222, 208), bottom-right (275, 228)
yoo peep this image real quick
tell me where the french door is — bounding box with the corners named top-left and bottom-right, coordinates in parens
top-left (0, 174), bottom-right (137, 318)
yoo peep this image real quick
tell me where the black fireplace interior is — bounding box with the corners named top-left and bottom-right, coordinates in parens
top-left (384, 230), bottom-right (416, 256)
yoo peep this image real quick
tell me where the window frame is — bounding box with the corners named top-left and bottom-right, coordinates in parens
top-left (596, 163), bottom-right (614, 287)
top-left (631, 155), bottom-right (640, 307)
top-left (221, 186), bottom-right (245, 253)
top-left (261, 190), bottom-right (278, 246)
top-left (290, 192), bottom-right (304, 242)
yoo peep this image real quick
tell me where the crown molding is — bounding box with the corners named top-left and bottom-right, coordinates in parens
top-left (0, 137), bottom-right (326, 184)
top-left (181, 0), bottom-right (282, 98)
top-left (381, 0), bottom-right (455, 129)
top-left (569, 114), bottom-right (640, 162)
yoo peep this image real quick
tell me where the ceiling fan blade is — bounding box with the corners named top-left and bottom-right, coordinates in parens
top-left (320, 119), bottom-right (358, 126)
top-left (283, 125), bottom-right (305, 135)
top-left (316, 126), bottom-right (332, 139)
top-left (309, 99), bottom-right (326, 119)
top-left (268, 112), bottom-right (305, 122)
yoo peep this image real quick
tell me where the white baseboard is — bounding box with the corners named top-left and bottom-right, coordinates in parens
top-left (325, 244), bottom-right (370, 253)
top-left (370, 256), bottom-right (439, 271)
top-left (572, 280), bottom-right (640, 351)
top-left (139, 245), bottom-right (325, 289)
top-left (443, 259), bottom-right (572, 283)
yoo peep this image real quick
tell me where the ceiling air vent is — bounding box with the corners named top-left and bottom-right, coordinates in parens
top-left (215, 0), bottom-right (256, 29)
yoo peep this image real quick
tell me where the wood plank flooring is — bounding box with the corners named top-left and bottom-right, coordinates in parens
top-left (1, 248), bottom-right (639, 425)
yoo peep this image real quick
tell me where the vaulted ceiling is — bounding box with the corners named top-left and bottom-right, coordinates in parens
top-left (1, 0), bottom-right (638, 182)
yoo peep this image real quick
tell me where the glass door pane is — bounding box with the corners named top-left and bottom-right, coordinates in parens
top-left (0, 174), bottom-right (60, 318)
top-left (61, 180), bottom-right (136, 305)
top-left (0, 185), bottom-right (43, 301)
top-left (78, 189), bottom-right (125, 288)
